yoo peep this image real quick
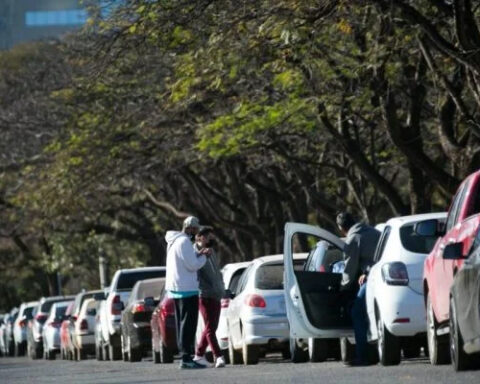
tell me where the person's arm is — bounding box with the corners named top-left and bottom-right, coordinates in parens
top-left (180, 240), bottom-right (207, 272)
top-left (341, 236), bottom-right (360, 289)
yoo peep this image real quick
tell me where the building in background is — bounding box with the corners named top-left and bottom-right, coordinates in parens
top-left (0, 0), bottom-right (93, 50)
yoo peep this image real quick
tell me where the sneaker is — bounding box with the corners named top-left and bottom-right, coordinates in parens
top-left (193, 355), bottom-right (210, 367)
top-left (180, 359), bottom-right (207, 369)
top-left (215, 356), bottom-right (226, 368)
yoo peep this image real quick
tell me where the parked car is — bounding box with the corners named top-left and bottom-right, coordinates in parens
top-left (289, 240), bottom-right (343, 363)
top-left (64, 290), bottom-right (103, 360)
top-left (447, 225), bottom-right (480, 370)
top-left (121, 278), bottom-right (165, 362)
top-left (71, 298), bottom-right (97, 360)
top-left (420, 170), bottom-right (480, 365)
top-left (60, 301), bottom-right (75, 360)
top-left (151, 288), bottom-right (177, 364)
top-left (195, 261), bottom-right (251, 362)
top-left (13, 301), bottom-right (38, 356)
top-left (2, 308), bottom-right (18, 356)
top-left (97, 267), bottom-right (166, 361)
top-left (42, 301), bottom-right (73, 360)
top-left (227, 254), bottom-right (307, 365)
top-left (27, 296), bottom-right (74, 359)
top-left (365, 212), bottom-right (447, 366)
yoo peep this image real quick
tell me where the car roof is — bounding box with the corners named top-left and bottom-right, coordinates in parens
top-left (384, 212), bottom-right (447, 227)
top-left (116, 266), bottom-right (166, 274)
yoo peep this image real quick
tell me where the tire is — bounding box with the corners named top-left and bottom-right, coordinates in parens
top-left (228, 335), bottom-right (243, 365)
top-left (128, 336), bottom-right (141, 362)
top-left (426, 295), bottom-right (450, 365)
top-left (242, 342), bottom-right (259, 365)
top-left (159, 341), bottom-right (174, 364)
top-left (121, 336), bottom-right (128, 362)
top-left (377, 312), bottom-right (401, 366)
top-left (8, 341), bottom-right (14, 357)
top-left (15, 342), bottom-right (25, 357)
top-left (47, 349), bottom-right (56, 360)
top-left (289, 338), bottom-right (308, 363)
top-left (109, 344), bottom-right (122, 361)
top-left (32, 341), bottom-right (42, 360)
top-left (152, 343), bottom-right (160, 364)
top-left (308, 338), bottom-right (328, 362)
top-left (450, 297), bottom-right (477, 371)
top-left (96, 342), bottom-right (103, 361)
top-left (340, 338), bottom-right (354, 363)
top-left (103, 344), bottom-right (110, 361)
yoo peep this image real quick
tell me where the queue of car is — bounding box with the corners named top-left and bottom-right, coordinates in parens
top-left (1, 170), bottom-right (480, 372)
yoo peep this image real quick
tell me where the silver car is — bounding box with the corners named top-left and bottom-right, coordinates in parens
top-left (226, 254), bottom-right (306, 365)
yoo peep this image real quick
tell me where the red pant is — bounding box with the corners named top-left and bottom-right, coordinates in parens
top-left (196, 297), bottom-right (221, 358)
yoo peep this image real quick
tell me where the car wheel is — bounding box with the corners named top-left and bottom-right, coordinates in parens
top-left (289, 338), bottom-right (308, 363)
top-left (128, 336), bottom-right (142, 362)
top-left (109, 344), bottom-right (122, 361)
top-left (228, 335), bottom-right (243, 365)
top-left (377, 312), bottom-right (400, 366)
top-left (426, 295), bottom-right (450, 365)
top-left (103, 343), bottom-right (110, 361)
top-left (241, 329), bottom-right (258, 365)
top-left (340, 338), bottom-right (354, 363)
top-left (32, 341), bottom-right (42, 360)
top-left (152, 343), bottom-right (160, 364)
top-left (48, 349), bottom-right (56, 360)
top-left (308, 338), bottom-right (328, 362)
top-left (121, 335), bottom-right (128, 362)
top-left (450, 296), bottom-right (476, 371)
top-left (96, 341), bottom-right (103, 361)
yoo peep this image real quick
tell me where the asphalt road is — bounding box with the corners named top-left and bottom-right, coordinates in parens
top-left (0, 354), bottom-right (479, 384)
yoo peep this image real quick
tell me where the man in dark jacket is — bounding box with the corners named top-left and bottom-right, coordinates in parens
top-left (193, 226), bottom-right (226, 368)
top-left (337, 212), bottom-right (381, 366)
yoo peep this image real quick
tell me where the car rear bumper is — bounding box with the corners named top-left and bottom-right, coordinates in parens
top-left (379, 287), bottom-right (426, 337)
top-left (243, 315), bottom-right (289, 347)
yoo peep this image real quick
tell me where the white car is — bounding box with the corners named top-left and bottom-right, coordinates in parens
top-left (42, 301), bottom-right (73, 360)
top-left (366, 212), bottom-right (447, 365)
top-left (97, 267), bottom-right (166, 360)
top-left (72, 298), bottom-right (97, 360)
top-left (227, 254), bottom-right (306, 365)
top-left (13, 301), bottom-right (38, 356)
top-left (195, 261), bottom-right (251, 361)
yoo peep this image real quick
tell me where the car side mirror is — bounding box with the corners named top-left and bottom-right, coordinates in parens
top-left (443, 242), bottom-right (465, 260)
top-left (94, 292), bottom-right (106, 301)
top-left (224, 289), bottom-right (235, 299)
top-left (414, 219), bottom-right (439, 237)
top-left (144, 297), bottom-right (155, 308)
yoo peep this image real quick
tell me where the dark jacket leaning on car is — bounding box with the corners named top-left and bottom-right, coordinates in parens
top-left (342, 222), bottom-right (381, 290)
top-left (195, 244), bottom-right (225, 300)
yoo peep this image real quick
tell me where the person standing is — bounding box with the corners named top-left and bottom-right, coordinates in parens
top-left (165, 216), bottom-right (208, 369)
top-left (193, 226), bottom-right (226, 368)
top-left (336, 212), bottom-right (381, 367)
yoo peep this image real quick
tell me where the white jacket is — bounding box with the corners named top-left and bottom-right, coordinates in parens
top-left (165, 231), bottom-right (206, 292)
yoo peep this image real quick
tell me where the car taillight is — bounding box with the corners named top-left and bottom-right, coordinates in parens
top-left (381, 262), bottom-right (409, 286)
top-left (35, 314), bottom-right (47, 323)
top-left (244, 294), bottom-right (266, 308)
top-left (221, 298), bottom-right (230, 308)
top-left (48, 321), bottom-right (62, 328)
top-left (111, 295), bottom-right (121, 315)
top-left (160, 299), bottom-right (175, 318)
top-left (132, 303), bottom-right (146, 314)
top-left (80, 319), bottom-right (88, 331)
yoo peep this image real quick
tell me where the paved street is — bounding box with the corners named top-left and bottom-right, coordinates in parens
top-left (1, 354), bottom-right (479, 384)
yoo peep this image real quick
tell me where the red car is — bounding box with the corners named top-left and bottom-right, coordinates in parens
top-left (150, 294), bottom-right (177, 364)
top-left (421, 170), bottom-right (480, 365)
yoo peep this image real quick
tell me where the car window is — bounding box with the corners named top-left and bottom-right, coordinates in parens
top-left (228, 268), bottom-right (246, 292)
top-left (446, 181), bottom-right (469, 232)
top-left (24, 307), bottom-right (34, 320)
top-left (374, 226), bottom-right (391, 262)
top-left (255, 260), bottom-right (305, 290)
top-left (465, 179), bottom-right (480, 218)
top-left (399, 223), bottom-right (438, 254)
top-left (55, 305), bottom-right (68, 320)
top-left (235, 265), bottom-right (254, 294)
top-left (117, 270), bottom-right (166, 290)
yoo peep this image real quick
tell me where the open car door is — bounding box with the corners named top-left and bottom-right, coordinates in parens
top-left (284, 222), bottom-right (354, 339)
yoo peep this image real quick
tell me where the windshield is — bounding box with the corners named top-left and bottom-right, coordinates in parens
top-left (117, 270), bottom-right (166, 290)
top-left (400, 223), bottom-right (438, 254)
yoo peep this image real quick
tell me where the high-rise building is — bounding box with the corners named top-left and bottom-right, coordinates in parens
top-left (0, 0), bottom-right (88, 50)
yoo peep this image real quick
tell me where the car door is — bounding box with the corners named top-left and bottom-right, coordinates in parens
top-left (366, 225), bottom-right (392, 341)
top-left (284, 222), bottom-right (353, 339)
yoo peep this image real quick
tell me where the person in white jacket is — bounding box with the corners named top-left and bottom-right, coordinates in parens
top-left (165, 216), bottom-right (209, 369)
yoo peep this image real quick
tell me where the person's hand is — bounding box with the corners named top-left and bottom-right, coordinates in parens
top-left (199, 248), bottom-right (212, 256)
top-left (358, 274), bottom-right (367, 286)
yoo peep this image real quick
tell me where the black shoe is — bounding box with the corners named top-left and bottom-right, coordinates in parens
top-left (180, 360), bottom-right (207, 369)
top-left (344, 359), bottom-right (370, 367)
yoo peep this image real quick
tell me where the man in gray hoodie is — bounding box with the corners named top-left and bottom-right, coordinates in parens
top-left (165, 216), bottom-right (209, 369)
top-left (193, 226), bottom-right (226, 368)
top-left (337, 212), bottom-right (380, 366)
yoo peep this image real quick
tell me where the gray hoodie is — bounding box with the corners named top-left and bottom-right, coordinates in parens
top-left (194, 243), bottom-right (225, 300)
top-left (342, 223), bottom-right (381, 289)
